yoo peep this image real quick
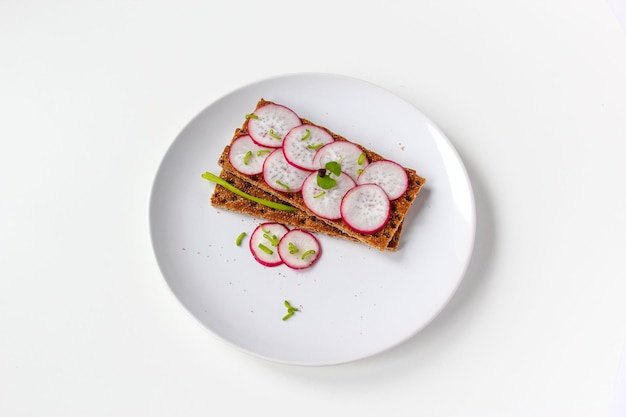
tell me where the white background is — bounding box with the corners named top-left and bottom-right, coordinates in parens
top-left (2, 0), bottom-right (626, 416)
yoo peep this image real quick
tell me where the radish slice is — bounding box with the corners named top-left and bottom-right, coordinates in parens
top-left (357, 160), bottom-right (409, 200)
top-left (277, 229), bottom-right (321, 270)
top-left (312, 141), bottom-right (369, 180)
top-left (249, 222), bottom-right (289, 267)
top-left (341, 184), bottom-right (390, 234)
top-left (228, 134), bottom-right (272, 175)
top-left (301, 171), bottom-right (356, 220)
top-left (247, 103), bottom-right (301, 148)
top-left (282, 124), bottom-right (334, 170)
top-left (262, 149), bottom-right (310, 193)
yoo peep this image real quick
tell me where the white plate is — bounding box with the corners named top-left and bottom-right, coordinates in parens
top-left (149, 73), bottom-right (475, 366)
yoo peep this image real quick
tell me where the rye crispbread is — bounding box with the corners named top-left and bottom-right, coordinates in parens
top-left (210, 99), bottom-right (425, 251)
top-left (211, 169), bottom-right (404, 250)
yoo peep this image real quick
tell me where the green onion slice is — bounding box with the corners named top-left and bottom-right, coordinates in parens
top-left (235, 232), bottom-right (246, 246)
top-left (275, 180), bottom-right (290, 191)
top-left (263, 233), bottom-right (279, 247)
top-left (258, 243), bottom-right (273, 255)
top-left (288, 242), bottom-right (298, 254)
top-left (269, 129), bottom-right (282, 140)
top-left (243, 150), bottom-right (252, 165)
top-left (300, 129), bottom-right (311, 141)
top-left (202, 172), bottom-right (295, 211)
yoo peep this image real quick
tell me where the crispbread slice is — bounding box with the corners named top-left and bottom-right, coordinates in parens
top-left (211, 99), bottom-right (425, 251)
top-left (211, 169), bottom-right (404, 251)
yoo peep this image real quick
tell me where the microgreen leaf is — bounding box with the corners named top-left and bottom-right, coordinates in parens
top-left (316, 173), bottom-right (336, 190)
top-left (235, 232), bottom-right (246, 246)
top-left (301, 250), bottom-right (316, 260)
top-left (325, 161), bottom-right (341, 177)
top-left (313, 191), bottom-right (326, 199)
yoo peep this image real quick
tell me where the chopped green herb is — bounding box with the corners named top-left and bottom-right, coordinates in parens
top-left (202, 172), bottom-right (295, 211)
top-left (300, 129), bottom-right (311, 141)
top-left (288, 242), bottom-right (298, 254)
top-left (235, 232), bottom-right (246, 246)
top-left (275, 180), bottom-right (290, 191)
top-left (269, 129), bottom-right (282, 140)
top-left (243, 150), bottom-right (252, 165)
top-left (306, 143), bottom-right (323, 150)
top-left (313, 191), bottom-right (326, 199)
top-left (256, 149), bottom-right (271, 157)
top-left (258, 243), bottom-right (273, 255)
top-left (301, 249), bottom-right (316, 260)
top-left (245, 113), bottom-right (258, 119)
top-left (358, 152), bottom-right (367, 165)
top-left (282, 300), bottom-right (300, 320)
top-left (263, 233), bottom-right (279, 247)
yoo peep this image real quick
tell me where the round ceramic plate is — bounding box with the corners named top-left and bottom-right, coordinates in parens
top-left (149, 73), bottom-right (475, 366)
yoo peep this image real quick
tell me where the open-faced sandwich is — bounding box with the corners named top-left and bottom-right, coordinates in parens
top-left (204, 99), bottom-right (426, 255)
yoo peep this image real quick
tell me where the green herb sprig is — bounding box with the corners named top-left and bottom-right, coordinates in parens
top-left (282, 300), bottom-right (300, 321)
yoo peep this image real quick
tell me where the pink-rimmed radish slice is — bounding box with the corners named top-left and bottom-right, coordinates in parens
top-left (247, 103), bottom-right (301, 148)
top-left (282, 124), bottom-right (334, 170)
top-left (312, 141), bottom-right (369, 180)
top-left (262, 149), bottom-right (310, 193)
top-left (277, 229), bottom-right (321, 270)
top-left (356, 160), bottom-right (409, 200)
top-left (228, 134), bottom-right (272, 175)
top-left (249, 222), bottom-right (289, 267)
top-left (301, 171), bottom-right (356, 220)
top-left (341, 184), bottom-right (390, 234)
